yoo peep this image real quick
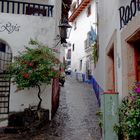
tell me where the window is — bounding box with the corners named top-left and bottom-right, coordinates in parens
top-left (87, 5), bottom-right (91, 17)
top-left (67, 49), bottom-right (71, 59)
top-left (67, 61), bottom-right (71, 65)
top-left (74, 22), bottom-right (77, 30)
top-left (72, 44), bottom-right (75, 51)
top-left (79, 60), bottom-right (82, 70)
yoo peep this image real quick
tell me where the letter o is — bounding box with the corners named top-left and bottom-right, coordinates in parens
top-left (130, 0), bottom-right (136, 16)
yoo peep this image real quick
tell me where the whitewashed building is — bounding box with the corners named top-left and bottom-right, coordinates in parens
top-left (0, 0), bottom-right (64, 123)
top-left (94, 0), bottom-right (140, 139)
top-left (94, 0), bottom-right (140, 99)
top-left (68, 0), bottom-right (97, 82)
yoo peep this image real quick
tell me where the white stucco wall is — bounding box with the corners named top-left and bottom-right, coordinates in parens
top-left (0, 0), bottom-right (62, 120)
top-left (10, 84), bottom-right (52, 120)
top-left (0, 13), bottom-right (55, 55)
top-left (95, 0), bottom-right (120, 91)
top-left (68, 0), bottom-right (97, 74)
top-left (96, 0), bottom-right (136, 98)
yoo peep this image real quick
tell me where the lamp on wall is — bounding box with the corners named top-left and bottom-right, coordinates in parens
top-left (58, 18), bottom-right (72, 44)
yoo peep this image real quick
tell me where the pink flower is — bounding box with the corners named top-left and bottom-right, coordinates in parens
top-left (130, 96), bottom-right (136, 101)
top-left (135, 88), bottom-right (140, 93)
top-left (23, 73), bottom-right (29, 79)
top-left (28, 62), bottom-right (34, 67)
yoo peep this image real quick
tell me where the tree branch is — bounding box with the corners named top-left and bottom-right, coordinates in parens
top-left (37, 84), bottom-right (42, 110)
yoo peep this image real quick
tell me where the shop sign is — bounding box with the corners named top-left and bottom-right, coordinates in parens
top-left (119, 0), bottom-right (140, 29)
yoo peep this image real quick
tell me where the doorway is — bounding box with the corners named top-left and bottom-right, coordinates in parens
top-left (0, 42), bottom-right (12, 116)
top-left (106, 46), bottom-right (115, 91)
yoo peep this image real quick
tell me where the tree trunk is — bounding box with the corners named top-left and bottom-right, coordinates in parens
top-left (37, 85), bottom-right (42, 110)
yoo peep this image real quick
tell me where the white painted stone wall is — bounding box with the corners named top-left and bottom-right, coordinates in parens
top-left (10, 84), bottom-right (52, 119)
top-left (0, 0), bottom-right (62, 120)
top-left (96, 0), bottom-right (122, 95)
top-left (96, 0), bottom-right (136, 99)
top-left (51, 0), bottom-right (64, 63)
top-left (68, 0), bottom-right (97, 75)
top-left (0, 13), bottom-right (55, 55)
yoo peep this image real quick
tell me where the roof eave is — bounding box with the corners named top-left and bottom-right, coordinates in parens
top-left (69, 0), bottom-right (91, 22)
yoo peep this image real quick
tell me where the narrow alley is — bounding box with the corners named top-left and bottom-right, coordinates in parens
top-left (0, 76), bottom-right (101, 140)
top-left (44, 76), bottom-right (101, 140)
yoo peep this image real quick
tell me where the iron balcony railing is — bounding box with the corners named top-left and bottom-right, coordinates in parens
top-left (0, 0), bottom-right (54, 17)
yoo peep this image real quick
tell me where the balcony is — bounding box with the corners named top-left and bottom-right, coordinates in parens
top-left (0, 0), bottom-right (54, 17)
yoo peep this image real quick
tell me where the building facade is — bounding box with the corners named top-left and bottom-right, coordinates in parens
top-left (68, 0), bottom-right (97, 82)
top-left (0, 0), bottom-right (63, 122)
top-left (95, 0), bottom-right (140, 139)
top-left (96, 0), bottom-right (140, 99)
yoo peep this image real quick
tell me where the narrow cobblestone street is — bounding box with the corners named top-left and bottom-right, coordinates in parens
top-left (0, 76), bottom-right (101, 140)
top-left (44, 76), bottom-right (101, 140)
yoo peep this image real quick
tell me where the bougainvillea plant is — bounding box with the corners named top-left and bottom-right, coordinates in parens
top-left (8, 39), bottom-right (60, 110)
top-left (114, 82), bottom-right (140, 140)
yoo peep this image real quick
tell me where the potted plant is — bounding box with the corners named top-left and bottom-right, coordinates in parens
top-left (114, 83), bottom-right (140, 140)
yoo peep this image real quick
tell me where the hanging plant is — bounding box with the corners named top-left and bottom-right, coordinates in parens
top-left (92, 41), bottom-right (98, 65)
top-left (8, 39), bottom-right (60, 110)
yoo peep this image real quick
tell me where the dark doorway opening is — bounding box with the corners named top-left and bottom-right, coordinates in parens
top-left (134, 40), bottom-right (140, 82)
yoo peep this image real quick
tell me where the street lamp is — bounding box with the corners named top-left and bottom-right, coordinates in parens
top-left (58, 19), bottom-right (72, 43)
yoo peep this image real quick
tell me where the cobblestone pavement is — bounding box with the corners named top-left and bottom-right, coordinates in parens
top-left (0, 76), bottom-right (101, 140)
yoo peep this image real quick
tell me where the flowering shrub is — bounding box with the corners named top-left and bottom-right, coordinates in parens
top-left (114, 83), bottom-right (140, 139)
top-left (9, 39), bottom-right (60, 109)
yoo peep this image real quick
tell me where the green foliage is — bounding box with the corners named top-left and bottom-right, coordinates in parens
top-left (9, 39), bottom-right (60, 90)
top-left (114, 85), bottom-right (140, 139)
top-left (92, 41), bottom-right (98, 65)
top-left (96, 110), bottom-right (103, 128)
